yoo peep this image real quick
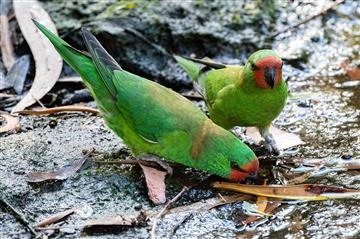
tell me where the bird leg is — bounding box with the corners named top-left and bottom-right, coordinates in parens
top-left (259, 126), bottom-right (280, 155)
top-left (139, 154), bottom-right (173, 176)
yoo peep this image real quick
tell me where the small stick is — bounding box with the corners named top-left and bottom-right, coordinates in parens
top-left (35, 225), bottom-right (79, 231)
top-left (270, 0), bottom-right (345, 38)
top-left (0, 197), bottom-right (37, 236)
top-left (15, 105), bottom-right (99, 115)
top-left (31, 93), bottom-right (46, 109)
top-left (150, 186), bottom-right (189, 239)
top-left (166, 213), bottom-right (193, 239)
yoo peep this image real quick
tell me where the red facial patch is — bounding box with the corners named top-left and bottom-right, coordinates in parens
top-left (241, 158), bottom-right (259, 173)
top-left (229, 169), bottom-right (248, 182)
top-left (228, 157), bottom-right (259, 182)
top-left (253, 56), bottom-right (283, 89)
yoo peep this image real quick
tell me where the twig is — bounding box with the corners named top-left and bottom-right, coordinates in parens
top-left (166, 213), bottom-right (193, 239)
top-left (150, 186), bottom-right (189, 239)
top-left (35, 207), bottom-right (77, 228)
top-left (15, 105), bottom-right (99, 115)
top-left (31, 94), bottom-right (46, 109)
top-left (35, 225), bottom-right (79, 231)
top-left (0, 197), bottom-right (37, 236)
top-left (269, 0), bottom-right (345, 38)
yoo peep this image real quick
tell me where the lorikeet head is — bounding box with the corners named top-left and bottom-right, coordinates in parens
top-left (228, 158), bottom-right (259, 181)
top-left (226, 140), bottom-right (259, 182)
top-left (228, 158), bottom-right (259, 182)
top-left (246, 49), bottom-right (283, 89)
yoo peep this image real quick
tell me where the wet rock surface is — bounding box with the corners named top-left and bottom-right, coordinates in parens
top-left (1, 0), bottom-right (359, 238)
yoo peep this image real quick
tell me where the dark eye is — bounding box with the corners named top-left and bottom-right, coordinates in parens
top-left (251, 63), bottom-right (259, 71)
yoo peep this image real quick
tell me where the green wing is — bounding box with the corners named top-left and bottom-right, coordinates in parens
top-left (81, 29), bottom-right (206, 146)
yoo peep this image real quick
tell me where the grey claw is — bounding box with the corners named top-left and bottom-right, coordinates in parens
top-left (264, 134), bottom-right (280, 155)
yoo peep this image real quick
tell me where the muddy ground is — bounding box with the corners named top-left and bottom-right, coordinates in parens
top-left (1, 1), bottom-right (359, 238)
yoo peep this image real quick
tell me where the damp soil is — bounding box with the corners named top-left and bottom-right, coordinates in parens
top-left (1, 1), bottom-right (359, 238)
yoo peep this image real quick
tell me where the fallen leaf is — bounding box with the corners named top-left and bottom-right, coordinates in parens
top-left (139, 164), bottom-right (167, 205)
top-left (15, 105), bottom-right (99, 115)
top-left (0, 111), bottom-right (20, 133)
top-left (35, 208), bottom-right (77, 228)
top-left (26, 156), bottom-right (88, 183)
top-left (0, 12), bottom-right (15, 70)
top-left (243, 179), bottom-right (283, 225)
top-left (82, 212), bottom-right (147, 233)
top-left (12, 0), bottom-right (62, 113)
top-left (2, 55), bottom-right (30, 94)
top-left (242, 201), bottom-right (272, 217)
top-left (341, 60), bottom-right (360, 81)
top-left (280, 157), bottom-right (360, 171)
top-left (213, 182), bottom-right (360, 201)
top-left (246, 125), bottom-right (304, 150)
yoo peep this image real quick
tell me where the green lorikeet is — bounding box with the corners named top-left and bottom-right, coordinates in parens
top-left (174, 51), bottom-right (288, 154)
top-left (33, 20), bottom-right (259, 181)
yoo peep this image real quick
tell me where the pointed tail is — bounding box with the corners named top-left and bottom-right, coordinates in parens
top-left (33, 20), bottom-right (114, 109)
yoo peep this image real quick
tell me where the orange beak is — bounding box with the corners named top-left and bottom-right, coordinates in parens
top-left (228, 158), bottom-right (259, 182)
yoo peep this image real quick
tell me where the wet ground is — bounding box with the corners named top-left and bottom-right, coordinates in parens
top-left (1, 1), bottom-right (359, 238)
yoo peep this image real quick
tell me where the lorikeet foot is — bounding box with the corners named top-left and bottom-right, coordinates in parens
top-left (140, 154), bottom-right (173, 175)
top-left (259, 126), bottom-right (280, 155)
top-left (264, 134), bottom-right (279, 155)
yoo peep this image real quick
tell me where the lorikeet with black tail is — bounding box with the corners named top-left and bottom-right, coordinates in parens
top-left (33, 20), bottom-right (259, 181)
top-left (175, 51), bottom-right (287, 154)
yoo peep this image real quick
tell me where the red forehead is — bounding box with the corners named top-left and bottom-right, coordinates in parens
top-left (256, 56), bottom-right (282, 68)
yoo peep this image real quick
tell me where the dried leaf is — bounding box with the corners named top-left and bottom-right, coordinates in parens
top-left (15, 105), bottom-right (99, 115)
top-left (12, 0), bottom-right (62, 113)
top-left (246, 125), bottom-right (304, 150)
top-left (341, 60), bottom-right (360, 81)
top-left (82, 212), bottom-right (146, 232)
top-left (0, 14), bottom-right (15, 70)
top-left (2, 55), bottom-right (30, 94)
top-left (0, 111), bottom-right (20, 133)
top-left (26, 157), bottom-right (88, 183)
top-left (213, 182), bottom-right (360, 201)
top-left (139, 164), bottom-right (167, 205)
top-left (35, 208), bottom-right (76, 228)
